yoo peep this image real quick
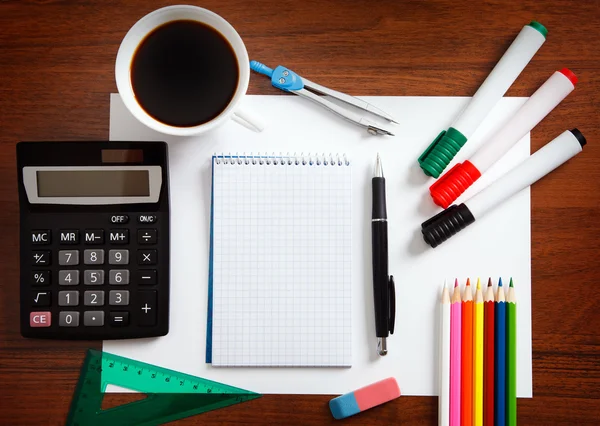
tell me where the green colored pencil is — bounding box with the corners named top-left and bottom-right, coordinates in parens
top-left (506, 278), bottom-right (517, 425)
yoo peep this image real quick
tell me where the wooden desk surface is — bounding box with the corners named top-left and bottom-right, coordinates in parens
top-left (1, 1), bottom-right (599, 424)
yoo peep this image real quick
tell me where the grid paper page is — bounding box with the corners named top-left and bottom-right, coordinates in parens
top-left (211, 155), bottom-right (352, 367)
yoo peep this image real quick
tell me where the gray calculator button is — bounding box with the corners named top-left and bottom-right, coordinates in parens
top-left (109, 270), bottom-right (130, 285)
top-left (109, 249), bottom-right (129, 265)
top-left (84, 290), bottom-right (105, 306)
top-left (59, 311), bottom-right (80, 327)
top-left (58, 290), bottom-right (79, 306)
top-left (84, 249), bottom-right (105, 265)
top-left (109, 290), bottom-right (130, 306)
top-left (84, 311), bottom-right (104, 326)
top-left (58, 270), bottom-right (80, 285)
top-left (58, 250), bottom-right (79, 266)
top-left (84, 270), bottom-right (105, 285)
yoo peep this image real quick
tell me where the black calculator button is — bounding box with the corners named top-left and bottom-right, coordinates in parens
top-left (32, 290), bottom-right (51, 307)
top-left (137, 229), bottom-right (157, 244)
top-left (32, 251), bottom-right (51, 266)
top-left (110, 215), bottom-right (129, 224)
top-left (58, 270), bottom-right (80, 285)
top-left (84, 311), bottom-right (105, 326)
top-left (31, 271), bottom-right (50, 286)
top-left (108, 249), bottom-right (129, 265)
top-left (109, 290), bottom-right (130, 306)
top-left (84, 229), bottom-right (105, 245)
top-left (138, 291), bottom-right (157, 326)
top-left (84, 290), bottom-right (105, 306)
top-left (109, 270), bottom-right (130, 285)
top-left (31, 230), bottom-right (51, 245)
top-left (109, 229), bottom-right (129, 244)
top-left (59, 311), bottom-right (80, 327)
top-left (84, 270), bottom-right (105, 285)
top-left (137, 250), bottom-right (157, 265)
top-left (58, 290), bottom-right (79, 306)
top-left (84, 249), bottom-right (104, 265)
top-left (137, 270), bottom-right (157, 285)
top-left (58, 250), bottom-right (79, 266)
top-left (109, 311), bottom-right (129, 327)
top-left (138, 214), bottom-right (157, 224)
top-left (59, 230), bottom-right (79, 244)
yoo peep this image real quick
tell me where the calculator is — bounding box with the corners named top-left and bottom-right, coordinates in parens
top-left (17, 141), bottom-right (170, 340)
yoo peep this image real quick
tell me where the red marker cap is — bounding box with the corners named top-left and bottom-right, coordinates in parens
top-left (559, 68), bottom-right (577, 86)
top-left (429, 161), bottom-right (482, 208)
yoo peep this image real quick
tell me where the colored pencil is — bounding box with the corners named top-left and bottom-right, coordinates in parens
top-left (495, 278), bottom-right (506, 426)
top-left (450, 279), bottom-right (462, 426)
top-left (440, 282), bottom-right (451, 426)
top-left (473, 279), bottom-right (484, 426)
top-left (507, 278), bottom-right (517, 426)
top-left (483, 278), bottom-right (495, 426)
top-left (461, 279), bottom-right (473, 426)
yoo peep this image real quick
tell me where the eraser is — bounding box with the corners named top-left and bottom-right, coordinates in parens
top-left (329, 377), bottom-right (401, 419)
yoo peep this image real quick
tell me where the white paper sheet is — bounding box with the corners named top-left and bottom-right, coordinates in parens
top-left (105, 94), bottom-right (532, 396)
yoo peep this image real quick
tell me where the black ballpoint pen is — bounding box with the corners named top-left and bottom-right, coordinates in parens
top-left (372, 153), bottom-right (395, 356)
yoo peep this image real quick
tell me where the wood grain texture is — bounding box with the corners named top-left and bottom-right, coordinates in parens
top-left (1, 0), bottom-right (599, 424)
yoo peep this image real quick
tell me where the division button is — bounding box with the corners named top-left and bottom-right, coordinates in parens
top-left (137, 229), bottom-right (157, 244)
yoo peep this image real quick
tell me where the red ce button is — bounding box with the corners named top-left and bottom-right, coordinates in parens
top-left (30, 312), bottom-right (51, 327)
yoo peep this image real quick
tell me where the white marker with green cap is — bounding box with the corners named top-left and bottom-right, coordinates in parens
top-left (419, 21), bottom-right (548, 178)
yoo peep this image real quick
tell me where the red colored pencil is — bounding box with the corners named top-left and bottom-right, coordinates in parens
top-left (461, 279), bottom-right (473, 426)
top-left (483, 278), bottom-right (495, 426)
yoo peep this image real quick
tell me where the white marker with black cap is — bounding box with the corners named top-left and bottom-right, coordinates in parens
top-left (422, 129), bottom-right (587, 248)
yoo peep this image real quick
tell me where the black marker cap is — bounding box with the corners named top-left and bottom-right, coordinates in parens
top-left (421, 204), bottom-right (475, 248)
top-left (569, 128), bottom-right (586, 147)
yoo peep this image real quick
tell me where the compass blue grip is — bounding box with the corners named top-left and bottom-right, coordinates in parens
top-left (250, 60), bottom-right (273, 77)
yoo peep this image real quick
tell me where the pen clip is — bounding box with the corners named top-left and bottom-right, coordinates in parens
top-left (388, 275), bottom-right (395, 335)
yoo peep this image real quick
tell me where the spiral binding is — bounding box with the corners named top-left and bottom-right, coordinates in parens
top-left (213, 152), bottom-right (350, 166)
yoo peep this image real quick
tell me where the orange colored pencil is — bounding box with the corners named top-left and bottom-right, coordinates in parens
top-left (461, 279), bottom-right (473, 426)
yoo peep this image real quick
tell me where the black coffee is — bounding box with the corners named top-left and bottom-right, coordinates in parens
top-left (131, 20), bottom-right (239, 127)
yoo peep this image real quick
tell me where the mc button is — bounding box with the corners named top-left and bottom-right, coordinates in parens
top-left (31, 230), bottom-right (51, 245)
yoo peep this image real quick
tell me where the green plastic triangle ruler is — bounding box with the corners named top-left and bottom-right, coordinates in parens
top-left (66, 349), bottom-right (261, 426)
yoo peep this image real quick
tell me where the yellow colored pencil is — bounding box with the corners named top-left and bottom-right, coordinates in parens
top-left (473, 278), bottom-right (484, 426)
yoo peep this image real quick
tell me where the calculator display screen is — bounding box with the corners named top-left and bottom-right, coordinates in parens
top-left (36, 170), bottom-right (150, 197)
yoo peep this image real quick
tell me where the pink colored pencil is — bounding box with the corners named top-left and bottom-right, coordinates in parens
top-left (450, 279), bottom-right (462, 426)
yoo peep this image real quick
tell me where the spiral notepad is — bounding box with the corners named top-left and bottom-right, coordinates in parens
top-left (208, 153), bottom-right (352, 367)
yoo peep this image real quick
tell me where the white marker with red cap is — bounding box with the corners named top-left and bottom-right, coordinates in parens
top-left (430, 68), bottom-right (578, 208)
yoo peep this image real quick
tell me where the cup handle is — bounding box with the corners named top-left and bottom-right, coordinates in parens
top-left (231, 107), bottom-right (264, 132)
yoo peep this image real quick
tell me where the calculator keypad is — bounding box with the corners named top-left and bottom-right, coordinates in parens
top-left (22, 214), bottom-right (165, 339)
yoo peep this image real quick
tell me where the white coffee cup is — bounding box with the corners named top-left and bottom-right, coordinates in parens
top-left (115, 5), bottom-right (262, 136)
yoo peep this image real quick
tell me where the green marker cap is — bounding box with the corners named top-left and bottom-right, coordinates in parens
top-left (418, 127), bottom-right (467, 178)
top-left (527, 21), bottom-right (547, 38)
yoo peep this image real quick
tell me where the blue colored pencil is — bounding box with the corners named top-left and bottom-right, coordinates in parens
top-left (495, 278), bottom-right (506, 426)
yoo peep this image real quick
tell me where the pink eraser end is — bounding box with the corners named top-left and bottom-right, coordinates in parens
top-left (329, 377), bottom-right (401, 419)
